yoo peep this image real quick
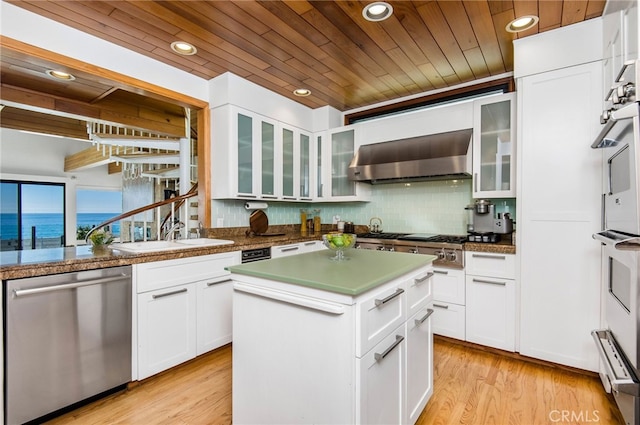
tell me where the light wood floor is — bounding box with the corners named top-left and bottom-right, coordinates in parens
top-left (45, 338), bottom-right (624, 425)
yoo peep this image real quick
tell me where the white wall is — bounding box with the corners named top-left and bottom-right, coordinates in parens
top-left (1, 128), bottom-right (122, 245)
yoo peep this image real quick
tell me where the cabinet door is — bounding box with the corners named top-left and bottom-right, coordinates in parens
top-left (316, 133), bottom-right (324, 198)
top-left (330, 128), bottom-right (356, 197)
top-left (261, 119), bottom-right (277, 198)
top-left (406, 308), bottom-right (433, 425)
top-left (465, 276), bottom-right (515, 351)
top-left (472, 93), bottom-right (516, 198)
top-left (282, 127), bottom-right (296, 199)
top-left (299, 132), bottom-right (312, 200)
top-left (357, 326), bottom-right (406, 425)
top-left (138, 283), bottom-right (196, 379)
top-left (432, 268), bottom-right (465, 305)
top-left (196, 276), bottom-right (233, 356)
top-left (237, 112), bottom-right (255, 196)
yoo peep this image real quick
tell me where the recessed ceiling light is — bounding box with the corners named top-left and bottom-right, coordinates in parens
top-left (506, 15), bottom-right (539, 33)
top-left (362, 2), bottom-right (393, 22)
top-left (45, 70), bottom-right (75, 81)
top-left (293, 88), bottom-right (311, 97)
top-left (171, 41), bottom-right (197, 55)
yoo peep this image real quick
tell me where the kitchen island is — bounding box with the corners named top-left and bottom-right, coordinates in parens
top-left (228, 249), bottom-right (436, 425)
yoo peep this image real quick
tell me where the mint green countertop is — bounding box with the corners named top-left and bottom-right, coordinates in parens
top-left (227, 249), bottom-right (436, 296)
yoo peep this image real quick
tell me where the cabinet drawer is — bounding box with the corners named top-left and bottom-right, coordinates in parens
top-left (432, 268), bottom-right (465, 305)
top-left (356, 324), bottom-right (406, 425)
top-left (465, 252), bottom-right (516, 279)
top-left (271, 243), bottom-right (303, 258)
top-left (136, 252), bottom-right (240, 293)
top-left (406, 268), bottom-right (434, 317)
top-left (429, 301), bottom-right (465, 340)
top-left (356, 282), bottom-right (407, 357)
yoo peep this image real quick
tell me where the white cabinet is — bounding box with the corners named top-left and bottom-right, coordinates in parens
top-left (212, 105), bottom-right (316, 202)
top-left (516, 61), bottom-right (602, 371)
top-left (196, 275), bottom-right (234, 355)
top-left (137, 283), bottom-right (197, 380)
top-left (280, 124), bottom-right (313, 201)
top-left (316, 126), bottom-right (370, 202)
top-left (232, 262), bottom-right (433, 424)
top-left (465, 252), bottom-right (516, 352)
top-left (212, 105), bottom-right (279, 200)
top-left (135, 251), bottom-right (241, 380)
top-left (357, 325), bottom-right (406, 425)
top-left (430, 267), bottom-right (466, 340)
top-left (472, 93), bottom-right (516, 198)
top-left (406, 307), bottom-right (434, 425)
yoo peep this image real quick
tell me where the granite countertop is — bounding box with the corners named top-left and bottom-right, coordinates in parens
top-left (228, 249), bottom-right (436, 296)
top-left (464, 237), bottom-right (516, 255)
top-left (0, 227), bottom-right (325, 280)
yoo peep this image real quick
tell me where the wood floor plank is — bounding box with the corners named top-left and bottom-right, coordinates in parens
top-left (44, 338), bottom-right (623, 425)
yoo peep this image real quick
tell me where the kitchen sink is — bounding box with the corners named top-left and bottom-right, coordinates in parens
top-left (112, 238), bottom-right (234, 253)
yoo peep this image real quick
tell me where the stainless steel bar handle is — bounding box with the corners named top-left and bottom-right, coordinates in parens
top-left (472, 278), bottom-right (506, 286)
top-left (415, 309), bottom-right (434, 325)
top-left (433, 303), bottom-right (449, 309)
top-left (13, 275), bottom-right (129, 297)
top-left (374, 335), bottom-right (404, 362)
top-left (304, 241), bottom-right (317, 246)
top-left (152, 288), bottom-right (188, 299)
top-left (472, 253), bottom-right (506, 260)
top-left (601, 193), bottom-right (606, 231)
top-left (207, 278), bottom-right (233, 287)
top-left (281, 246), bottom-right (299, 252)
top-left (433, 270), bottom-right (448, 275)
top-left (374, 288), bottom-right (404, 306)
top-left (414, 272), bottom-right (434, 284)
top-left (474, 173), bottom-right (478, 192)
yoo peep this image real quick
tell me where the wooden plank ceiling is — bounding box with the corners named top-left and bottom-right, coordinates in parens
top-left (4, 0), bottom-right (605, 118)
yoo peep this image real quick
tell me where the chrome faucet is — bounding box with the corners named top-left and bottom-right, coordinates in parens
top-left (164, 221), bottom-right (185, 241)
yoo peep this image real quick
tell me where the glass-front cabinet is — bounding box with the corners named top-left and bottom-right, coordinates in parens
top-left (315, 126), bottom-right (370, 202)
top-left (472, 93), bottom-right (516, 198)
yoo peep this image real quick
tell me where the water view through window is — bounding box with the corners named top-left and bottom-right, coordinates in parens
top-left (0, 182), bottom-right (122, 251)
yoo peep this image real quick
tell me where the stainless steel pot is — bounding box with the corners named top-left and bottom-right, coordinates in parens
top-left (474, 199), bottom-right (492, 214)
top-left (343, 222), bottom-right (355, 233)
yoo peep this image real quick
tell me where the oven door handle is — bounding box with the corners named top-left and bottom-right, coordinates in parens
top-left (591, 101), bottom-right (639, 149)
top-left (592, 230), bottom-right (640, 251)
top-left (591, 330), bottom-right (640, 396)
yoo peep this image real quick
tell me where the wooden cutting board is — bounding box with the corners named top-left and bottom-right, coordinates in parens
top-left (248, 210), bottom-right (285, 236)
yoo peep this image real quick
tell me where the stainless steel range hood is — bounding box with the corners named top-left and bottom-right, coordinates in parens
top-left (348, 129), bottom-right (473, 184)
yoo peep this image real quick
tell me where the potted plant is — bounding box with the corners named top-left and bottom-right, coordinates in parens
top-left (88, 229), bottom-right (114, 253)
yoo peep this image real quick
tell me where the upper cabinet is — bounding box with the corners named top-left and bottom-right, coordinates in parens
top-left (212, 105), bottom-right (316, 202)
top-left (316, 126), bottom-right (370, 202)
top-left (472, 93), bottom-right (516, 198)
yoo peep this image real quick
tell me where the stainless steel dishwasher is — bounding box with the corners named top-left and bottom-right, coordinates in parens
top-left (5, 265), bottom-right (132, 424)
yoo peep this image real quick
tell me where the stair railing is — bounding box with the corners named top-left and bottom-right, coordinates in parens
top-left (85, 188), bottom-right (198, 244)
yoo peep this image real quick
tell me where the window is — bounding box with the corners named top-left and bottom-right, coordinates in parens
top-left (0, 180), bottom-right (65, 251)
top-left (76, 189), bottom-right (122, 242)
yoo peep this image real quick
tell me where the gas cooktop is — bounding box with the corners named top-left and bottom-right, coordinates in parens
top-left (356, 232), bottom-right (467, 245)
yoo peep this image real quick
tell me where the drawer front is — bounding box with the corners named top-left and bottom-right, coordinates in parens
top-left (465, 252), bottom-right (516, 279)
top-left (432, 268), bottom-right (465, 305)
top-left (357, 281), bottom-right (407, 357)
top-left (406, 267), bottom-right (434, 317)
top-left (271, 243), bottom-right (303, 258)
top-left (136, 252), bottom-right (241, 293)
top-left (429, 301), bottom-right (465, 340)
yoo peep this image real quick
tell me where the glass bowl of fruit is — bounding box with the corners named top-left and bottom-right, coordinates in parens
top-left (322, 233), bottom-right (356, 261)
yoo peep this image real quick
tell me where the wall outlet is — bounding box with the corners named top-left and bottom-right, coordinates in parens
top-left (216, 218), bottom-right (224, 227)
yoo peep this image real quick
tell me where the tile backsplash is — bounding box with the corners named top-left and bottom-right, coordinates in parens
top-left (211, 180), bottom-right (516, 235)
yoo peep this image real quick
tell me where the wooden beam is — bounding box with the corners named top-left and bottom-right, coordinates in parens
top-left (65, 145), bottom-right (112, 171)
top-left (197, 107), bottom-right (211, 227)
top-left (2, 84), bottom-right (187, 136)
top-left (108, 162), bottom-right (122, 174)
